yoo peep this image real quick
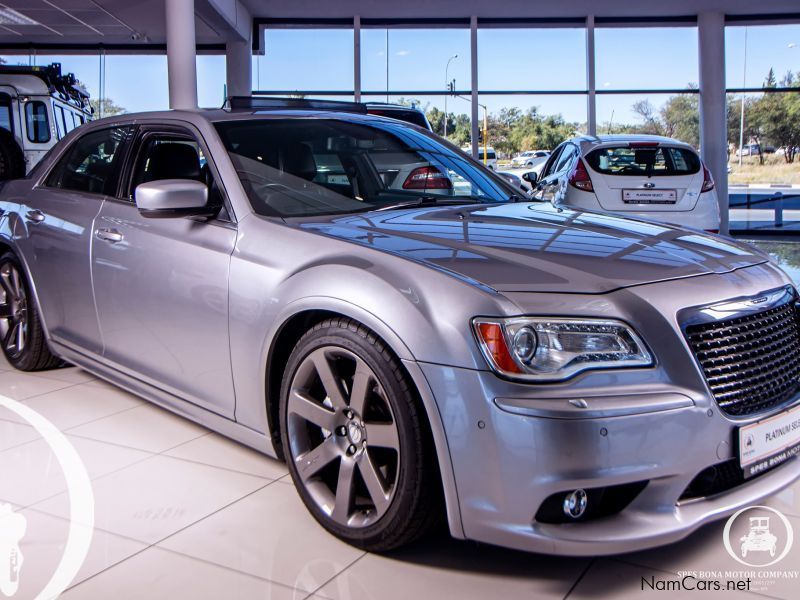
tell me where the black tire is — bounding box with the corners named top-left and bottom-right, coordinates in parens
top-left (0, 130), bottom-right (25, 182)
top-left (280, 317), bottom-right (441, 551)
top-left (0, 252), bottom-right (62, 371)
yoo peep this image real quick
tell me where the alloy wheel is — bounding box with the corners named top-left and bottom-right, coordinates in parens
top-left (286, 346), bottom-right (401, 528)
top-left (0, 262), bottom-right (28, 359)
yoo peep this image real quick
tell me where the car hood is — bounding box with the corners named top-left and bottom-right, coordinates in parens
top-left (295, 203), bottom-right (768, 293)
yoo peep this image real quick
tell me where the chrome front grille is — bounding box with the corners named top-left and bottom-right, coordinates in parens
top-left (685, 296), bottom-right (800, 416)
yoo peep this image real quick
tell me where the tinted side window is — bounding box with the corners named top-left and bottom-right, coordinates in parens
top-left (554, 145), bottom-right (578, 174)
top-left (0, 93), bottom-right (12, 135)
top-left (541, 145), bottom-right (565, 178)
top-left (46, 126), bottom-right (133, 195)
top-left (52, 104), bottom-right (65, 139)
top-left (25, 101), bottom-right (50, 143)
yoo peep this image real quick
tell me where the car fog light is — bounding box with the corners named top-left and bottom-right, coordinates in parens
top-left (563, 489), bottom-right (588, 519)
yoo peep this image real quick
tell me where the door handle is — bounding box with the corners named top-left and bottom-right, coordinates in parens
top-left (25, 209), bottom-right (45, 223)
top-left (95, 228), bottom-right (124, 243)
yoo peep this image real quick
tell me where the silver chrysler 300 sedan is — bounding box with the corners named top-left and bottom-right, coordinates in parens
top-left (0, 100), bottom-right (799, 556)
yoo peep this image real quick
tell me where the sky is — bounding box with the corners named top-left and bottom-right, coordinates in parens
top-left (3, 23), bottom-right (798, 126)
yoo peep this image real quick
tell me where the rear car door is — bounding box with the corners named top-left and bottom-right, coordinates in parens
top-left (90, 124), bottom-right (237, 417)
top-left (584, 144), bottom-right (704, 213)
top-left (14, 125), bottom-right (133, 354)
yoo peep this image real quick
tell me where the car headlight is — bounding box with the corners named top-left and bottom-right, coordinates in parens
top-left (472, 317), bottom-right (652, 381)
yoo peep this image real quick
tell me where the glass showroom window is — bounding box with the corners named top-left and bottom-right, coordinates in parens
top-left (360, 28), bottom-right (470, 94)
top-left (196, 55), bottom-right (226, 107)
top-left (257, 28), bottom-right (354, 91)
top-left (595, 26), bottom-right (698, 91)
top-left (478, 94), bottom-right (587, 161)
top-left (595, 92), bottom-right (699, 146)
top-left (724, 23), bottom-right (800, 233)
top-left (478, 28), bottom-right (586, 92)
top-left (105, 55), bottom-right (169, 112)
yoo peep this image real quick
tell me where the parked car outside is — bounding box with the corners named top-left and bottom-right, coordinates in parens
top-left (526, 134), bottom-right (721, 232)
top-left (1, 104), bottom-right (798, 557)
top-left (364, 102), bottom-right (432, 131)
top-left (511, 149), bottom-right (550, 168)
top-left (463, 145), bottom-right (497, 170)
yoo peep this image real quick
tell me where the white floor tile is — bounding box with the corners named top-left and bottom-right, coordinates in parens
top-left (0, 434), bottom-right (152, 508)
top-left (0, 370), bottom-right (76, 401)
top-left (10, 507), bottom-right (147, 599)
top-left (165, 433), bottom-right (288, 480)
top-left (0, 419), bottom-right (39, 453)
top-left (38, 365), bottom-right (99, 384)
top-left (315, 537), bottom-right (588, 600)
top-left (1, 381), bottom-right (142, 431)
top-left (66, 403), bottom-right (208, 453)
top-left (32, 454), bottom-right (270, 545)
top-left (158, 481), bottom-right (364, 593)
top-left (60, 546), bottom-right (301, 600)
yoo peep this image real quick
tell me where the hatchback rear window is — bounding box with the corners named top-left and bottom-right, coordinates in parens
top-left (585, 146), bottom-right (700, 176)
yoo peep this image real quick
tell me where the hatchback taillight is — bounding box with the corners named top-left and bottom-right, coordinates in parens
top-left (568, 159), bottom-right (594, 192)
top-left (701, 163), bottom-right (715, 193)
top-left (402, 166), bottom-right (453, 190)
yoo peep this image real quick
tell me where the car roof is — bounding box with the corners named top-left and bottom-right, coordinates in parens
top-left (81, 107), bottom-right (428, 128)
top-left (570, 133), bottom-right (696, 151)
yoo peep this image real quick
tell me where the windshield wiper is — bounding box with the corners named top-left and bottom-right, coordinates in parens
top-left (372, 196), bottom-right (484, 212)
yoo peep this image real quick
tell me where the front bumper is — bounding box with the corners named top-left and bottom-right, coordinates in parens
top-left (420, 363), bottom-right (800, 556)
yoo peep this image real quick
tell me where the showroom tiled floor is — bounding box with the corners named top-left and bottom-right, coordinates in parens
top-left (0, 352), bottom-right (799, 599)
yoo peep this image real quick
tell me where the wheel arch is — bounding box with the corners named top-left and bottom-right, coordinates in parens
top-left (262, 301), bottom-right (465, 539)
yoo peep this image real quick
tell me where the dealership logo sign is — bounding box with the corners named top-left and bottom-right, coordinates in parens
top-left (723, 506), bottom-right (794, 567)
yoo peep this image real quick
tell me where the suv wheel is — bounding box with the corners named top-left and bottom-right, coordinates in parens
top-left (0, 253), bottom-right (62, 370)
top-left (280, 317), bottom-right (440, 551)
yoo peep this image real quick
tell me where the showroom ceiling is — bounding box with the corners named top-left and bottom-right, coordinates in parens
top-left (0, 0), bottom-right (798, 53)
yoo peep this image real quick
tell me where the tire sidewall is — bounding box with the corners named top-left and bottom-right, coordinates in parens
top-left (0, 252), bottom-right (43, 370)
top-left (279, 323), bottom-right (422, 547)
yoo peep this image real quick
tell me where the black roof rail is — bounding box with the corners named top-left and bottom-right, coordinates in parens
top-left (0, 62), bottom-right (90, 110)
top-left (226, 95), bottom-right (368, 113)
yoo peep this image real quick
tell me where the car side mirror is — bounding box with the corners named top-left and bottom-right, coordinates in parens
top-left (522, 171), bottom-right (538, 185)
top-left (134, 179), bottom-right (216, 219)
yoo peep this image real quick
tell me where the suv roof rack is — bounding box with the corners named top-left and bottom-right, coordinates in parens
top-left (226, 96), bottom-right (368, 113)
top-left (0, 62), bottom-right (90, 110)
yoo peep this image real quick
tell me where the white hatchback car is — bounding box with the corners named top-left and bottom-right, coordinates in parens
top-left (511, 149), bottom-right (550, 168)
top-left (528, 135), bottom-right (721, 232)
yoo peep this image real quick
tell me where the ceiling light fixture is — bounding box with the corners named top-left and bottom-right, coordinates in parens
top-left (0, 7), bottom-right (40, 26)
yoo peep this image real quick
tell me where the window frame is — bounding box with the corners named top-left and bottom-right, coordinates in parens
top-left (42, 125), bottom-right (135, 197)
top-left (117, 123), bottom-right (235, 224)
top-left (24, 100), bottom-right (51, 144)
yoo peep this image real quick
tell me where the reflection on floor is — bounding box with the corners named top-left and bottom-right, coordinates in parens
top-left (1, 256), bottom-right (799, 598)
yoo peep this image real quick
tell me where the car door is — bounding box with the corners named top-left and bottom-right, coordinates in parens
top-left (533, 144), bottom-right (566, 202)
top-left (90, 124), bottom-right (237, 417)
top-left (14, 125), bottom-right (133, 354)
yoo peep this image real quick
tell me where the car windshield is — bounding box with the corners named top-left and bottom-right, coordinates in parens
top-left (214, 117), bottom-right (511, 217)
top-left (585, 146), bottom-right (701, 177)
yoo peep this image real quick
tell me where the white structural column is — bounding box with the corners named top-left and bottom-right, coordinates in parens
top-left (166, 0), bottom-right (198, 109)
top-left (470, 16), bottom-right (479, 159)
top-left (586, 15), bottom-right (597, 136)
top-left (226, 36), bottom-right (252, 98)
top-left (354, 16), bottom-right (361, 102)
top-left (698, 11), bottom-right (729, 233)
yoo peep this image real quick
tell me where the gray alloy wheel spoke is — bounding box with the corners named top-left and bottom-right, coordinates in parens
top-left (5, 322), bottom-right (19, 353)
top-left (295, 436), bottom-right (340, 482)
top-left (16, 321), bottom-right (25, 353)
top-left (365, 423), bottom-right (400, 452)
top-left (348, 363), bottom-right (372, 416)
top-left (288, 389), bottom-right (337, 431)
top-left (309, 348), bottom-right (348, 410)
top-left (331, 457), bottom-right (356, 523)
top-left (357, 452), bottom-right (391, 514)
top-left (10, 267), bottom-right (21, 299)
top-left (0, 268), bottom-right (15, 300)
top-left (0, 303), bottom-right (13, 319)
